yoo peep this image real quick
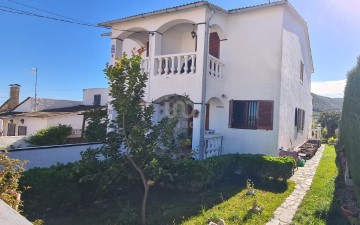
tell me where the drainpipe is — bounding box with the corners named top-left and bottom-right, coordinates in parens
top-left (199, 8), bottom-right (214, 159)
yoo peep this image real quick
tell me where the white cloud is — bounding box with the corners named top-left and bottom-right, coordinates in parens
top-left (311, 80), bottom-right (346, 98)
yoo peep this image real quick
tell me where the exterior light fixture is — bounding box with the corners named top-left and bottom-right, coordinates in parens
top-left (20, 119), bottom-right (25, 124)
top-left (191, 24), bottom-right (197, 39)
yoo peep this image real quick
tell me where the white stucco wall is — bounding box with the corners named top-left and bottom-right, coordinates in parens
top-left (47, 113), bottom-right (83, 130)
top-left (278, 7), bottom-right (312, 149)
top-left (162, 23), bottom-right (196, 55)
top-left (213, 6), bottom-right (283, 156)
top-left (8, 143), bottom-right (103, 169)
top-left (83, 88), bottom-right (109, 106)
top-left (2, 117), bottom-right (47, 137)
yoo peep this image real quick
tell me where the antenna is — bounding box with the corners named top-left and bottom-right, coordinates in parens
top-left (31, 67), bottom-right (38, 112)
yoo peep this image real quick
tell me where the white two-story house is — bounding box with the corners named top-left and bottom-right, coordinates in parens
top-left (100, 0), bottom-right (313, 158)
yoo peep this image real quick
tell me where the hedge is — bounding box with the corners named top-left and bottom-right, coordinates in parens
top-left (340, 56), bottom-right (360, 202)
top-left (20, 153), bottom-right (296, 217)
top-left (168, 154), bottom-right (296, 192)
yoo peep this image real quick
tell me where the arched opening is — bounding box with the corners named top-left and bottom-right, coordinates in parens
top-left (154, 94), bottom-right (194, 153)
top-left (116, 27), bottom-right (150, 57)
top-left (206, 97), bottom-right (224, 130)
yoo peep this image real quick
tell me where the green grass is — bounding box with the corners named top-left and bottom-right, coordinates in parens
top-left (292, 145), bottom-right (349, 225)
top-left (181, 180), bottom-right (295, 225)
top-left (29, 177), bottom-right (294, 225)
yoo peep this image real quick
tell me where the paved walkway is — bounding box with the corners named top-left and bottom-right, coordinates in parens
top-left (266, 145), bottom-right (325, 225)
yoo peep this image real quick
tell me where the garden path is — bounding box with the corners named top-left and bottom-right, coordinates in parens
top-left (266, 144), bottom-right (325, 225)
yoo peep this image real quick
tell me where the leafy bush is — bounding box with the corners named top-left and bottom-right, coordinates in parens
top-left (27, 124), bottom-right (72, 146)
top-left (168, 154), bottom-right (295, 192)
top-left (327, 136), bottom-right (337, 145)
top-left (0, 153), bottom-right (26, 211)
top-left (341, 56), bottom-right (360, 202)
top-left (20, 162), bottom-right (107, 219)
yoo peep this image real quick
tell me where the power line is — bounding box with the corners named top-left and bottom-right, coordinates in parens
top-left (0, 6), bottom-right (105, 29)
top-left (0, 2), bottom-right (155, 34)
top-left (6, 0), bottom-right (93, 26)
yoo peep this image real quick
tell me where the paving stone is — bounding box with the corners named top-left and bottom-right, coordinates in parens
top-left (265, 145), bottom-right (325, 225)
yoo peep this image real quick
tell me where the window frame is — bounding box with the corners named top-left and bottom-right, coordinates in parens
top-left (300, 60), bottom-right (304, 82)
top-left (295, 107), bottom-right (305, 132)
top-left (93, 94), bottom-right (101, 106)
top-left (229, 100), bottom-right (273, 130)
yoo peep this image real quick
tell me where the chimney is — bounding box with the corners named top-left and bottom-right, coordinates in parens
top-left (8, 84), bottom-right (20, 110)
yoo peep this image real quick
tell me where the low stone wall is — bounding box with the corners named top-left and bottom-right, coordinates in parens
top-left (8, 143), bottom-right (104, 169)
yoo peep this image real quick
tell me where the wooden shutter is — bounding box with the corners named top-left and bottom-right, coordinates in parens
top-left (228, 100), bottom-right (234, 128)
top-left (18, 126), bottom-right (27, 136)
top-left (297, 108), bottom-right (302, 132)
top-left (301, 110), bottom-right (305, 131)
top-left (258, 101), bottom-right (273, 130)
top-left (7, 124), bottom-right (16, 136)
top-left (294, 108), bottom-right (298, 126)
top-left (209, 32), bottom-right (220, 58)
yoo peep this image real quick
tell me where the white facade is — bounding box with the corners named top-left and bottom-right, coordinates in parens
top-left (83, 88), bottom-right (109, 106)
top-left (0, 88), bottom-right (107, 137)
top-left (101, 1), bottom-right (314, 157)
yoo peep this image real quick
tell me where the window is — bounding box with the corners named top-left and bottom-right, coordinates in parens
top-left (300, 60), bottom-right (304, 82)
top-left (295, 107), bottom-right (305, 132)
top-left (93, 94), bottom-right (101, 106)
top-left (18, 126), bottom-right (27, 136)
top-left (229, 100), bottom-right (273, 130)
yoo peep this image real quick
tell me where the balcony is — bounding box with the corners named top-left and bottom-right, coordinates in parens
top-left (140, 52), bottom-right (224, 79)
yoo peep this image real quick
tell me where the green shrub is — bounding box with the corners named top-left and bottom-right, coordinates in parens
top-left (27, 124), bottom-right (72, 146)
top-left (327, 136), bottom-right (337, 145)
top-left (20, 162), bottom-right (106, 219)
top-left (341, 56), bottom-right (360, 202)
top-left (168, 154), bottom-right (295, 192)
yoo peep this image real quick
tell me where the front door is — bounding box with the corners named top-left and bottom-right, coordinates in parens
top-left (7, 124), bottom-right (16, 136)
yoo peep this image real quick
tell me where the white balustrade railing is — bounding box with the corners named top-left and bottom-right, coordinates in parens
top-left (155, 52), bottom-right (196, 76)
top-left (208, 55), bottom-right (224, 78)
top-left (70, 129), bottom-right (82, 136)
top-left (141, 57), bottom-right (150, 74)
top-left (204, 133), bottom-right (223, 158)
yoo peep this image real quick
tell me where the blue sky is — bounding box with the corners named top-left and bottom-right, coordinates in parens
top-left (1, 0), bottom-right (359, 105)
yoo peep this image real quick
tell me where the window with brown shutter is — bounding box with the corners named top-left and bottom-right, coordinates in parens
top-left (209, 32), bottom-right (220, 59)
top-left (258, 101), bottom-right (274, 130)
top-left (18, 126), bottom-right (27, 136)
top-left (300, 60), bottom-right (304, 82)
top-left (229, 100), bottom-right (273, 130)
top-left (296, 107), bottom-right (305, 132)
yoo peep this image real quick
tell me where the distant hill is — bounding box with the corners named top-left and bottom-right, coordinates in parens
top-left (312, 93), bottom-right (343, 113)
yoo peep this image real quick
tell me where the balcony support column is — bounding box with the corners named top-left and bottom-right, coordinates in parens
top-left (110, 38), bottom-right (123, 66)
top-left (149, 32), bottom-right (162, 76)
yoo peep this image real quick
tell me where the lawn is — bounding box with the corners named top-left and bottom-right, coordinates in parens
top-left (292, 145), bottom-right (349, 225)
top-left (26, 177), bottom-right (294, 225)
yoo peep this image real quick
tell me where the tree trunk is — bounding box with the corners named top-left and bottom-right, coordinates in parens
top-left (141, 184), bottom-right (149, 225)
top-left (127, 156), bottom-right (149, 225)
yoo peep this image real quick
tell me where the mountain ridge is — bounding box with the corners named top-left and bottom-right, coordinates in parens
top-left (312, 93), bottom-right (343, 112)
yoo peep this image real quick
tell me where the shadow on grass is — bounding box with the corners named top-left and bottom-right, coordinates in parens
top-left (33, 175), bottom-right (292, 225)
top-left (325, 152), bottom-right (350, 225)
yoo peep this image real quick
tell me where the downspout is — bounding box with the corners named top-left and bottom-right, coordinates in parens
top-left (199, 7), bottom-right (215, 159)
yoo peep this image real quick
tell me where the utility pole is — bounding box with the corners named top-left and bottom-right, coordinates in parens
top-left (32, 67), bottom-right (38, 112)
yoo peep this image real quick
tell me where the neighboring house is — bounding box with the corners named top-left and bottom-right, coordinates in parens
top-left (100, 0), bottom-right (313, 157)
top-left (0, 86), bottom-right (108, 138)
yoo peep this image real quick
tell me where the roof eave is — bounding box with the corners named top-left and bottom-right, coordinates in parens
top-left (98, 1), bottom-right (214, 27)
